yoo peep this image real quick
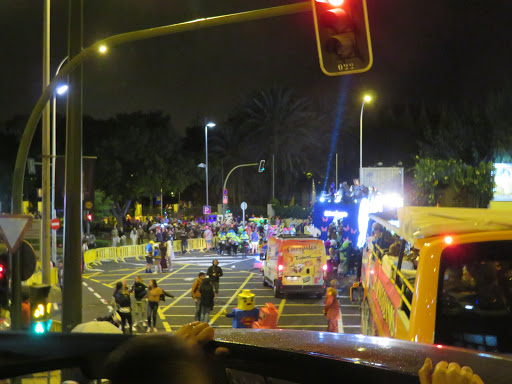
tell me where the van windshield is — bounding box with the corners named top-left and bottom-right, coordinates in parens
top-left (435, 241), bottom-right (512, 353)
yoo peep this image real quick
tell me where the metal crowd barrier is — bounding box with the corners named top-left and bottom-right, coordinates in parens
top-left (83, 238), bottom-right (207, 269)
top-left (26, 266), bottom-right (59, 287)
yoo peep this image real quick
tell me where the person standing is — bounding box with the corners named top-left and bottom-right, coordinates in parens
top-left (180, 225), bottom-right (188, 254)
top-left (323, 280), bottom-right (340, 333)
top-left (159, 242), bottom-right (168, 271)
top-left (146, 279), bottom-right (174, 333)
top-left (207, 260), bottom-right (223, 301)
top-left (111, 226), bottom-right (119, 247)
top-left (131, 276), bottom-right (147, 326)
top-left (114, 284), bottom-right (133, 335)
top-left (145, 241), bottom-right (154, 273)
top-left (130, 228), bottom-right (138, 245)
top-left (203, 226), bottom-right (213, 251)
top-left (153, 244), bottom-right (162, 273)
top-left (199, 277), bottom-right (215, 323)
top-left (250, 230), bottom-right (259, 254)
top-left (136, 226), bottom-right (144, 245)
top-left (191, 272), bottom-right (205, 321)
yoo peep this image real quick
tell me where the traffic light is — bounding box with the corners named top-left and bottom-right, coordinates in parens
top-left (0, 253), bottom-right (8, 310)
top-left (29, 284), bottom-right (52, 334)
top-left (87, 214), bottom-right (93, 221)
top-left (311, 0), bottom-right (373, 76)
top-left (258, 160), bottom-right (266, 173)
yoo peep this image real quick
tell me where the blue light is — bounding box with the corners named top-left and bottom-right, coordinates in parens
top-left (319, 197), bottom-right (326, 203)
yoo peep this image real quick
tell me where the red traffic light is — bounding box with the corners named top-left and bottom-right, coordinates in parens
top-left (312, 0), bottom-right (373, 76)
top-left (87, 214), bottom-right (93, 221)
top-left (0, 265), bottom-right (4, 279)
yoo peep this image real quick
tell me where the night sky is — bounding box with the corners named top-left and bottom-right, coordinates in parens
top-left (0, 0), bottom-right (510, 132)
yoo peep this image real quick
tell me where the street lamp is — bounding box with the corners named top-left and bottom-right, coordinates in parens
top-left (360, 94), bottom-right (372, 183)
top-left (204, 122), bottom-right (215, 208)
top-left (51, 56), bottom-right (68, 264)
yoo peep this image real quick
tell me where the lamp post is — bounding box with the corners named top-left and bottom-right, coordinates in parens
top-left (204, 122), bottom-right (215, 208)
top-left (360, 95), bottom-right (372, 183)
top-left (51, 57), bottom-right (68, 264)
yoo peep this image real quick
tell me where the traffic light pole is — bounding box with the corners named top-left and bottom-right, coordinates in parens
top-left (222, 163), bottom-right (258, 214)
top-left (61, 0), bottom-right (83, 333)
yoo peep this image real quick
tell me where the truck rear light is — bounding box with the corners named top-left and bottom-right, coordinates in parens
top-left (278, 264), bottom-right (283, 277)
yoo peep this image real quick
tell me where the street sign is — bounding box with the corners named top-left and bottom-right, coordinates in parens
top-left (203, 205), bottom-right (211, 215)
top-left (223, 189), bottom-right (228, 196)
top-left (50, 218), bottom-right (61, 231)
top-left (241, 202), bottom-right (248, 225)
top-left (0, 214), bottom-right (33, 253)
top-left (85, 201), bottom-right (93, 209)
top-left (223, 196), bottom-right (228, 204)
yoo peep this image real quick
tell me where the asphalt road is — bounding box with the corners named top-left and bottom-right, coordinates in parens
top-left (52, 251), bottom-right (362, 334)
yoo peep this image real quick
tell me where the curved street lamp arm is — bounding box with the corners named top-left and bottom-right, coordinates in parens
top-left (223, 163), bottom-right (258, 191)
top-left (11, 1), bottom-right (310, 213)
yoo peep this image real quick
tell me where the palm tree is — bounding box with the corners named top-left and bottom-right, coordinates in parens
top-left (237, 87), bottom-right (325, 204)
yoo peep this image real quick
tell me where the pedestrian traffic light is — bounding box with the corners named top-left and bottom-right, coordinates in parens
top-left (311, 0), bottom-right (373, 76)
top-left (87, 214), bottom-right (93, 221)
top-left (30, 284), bottom-right (52, 334)
top-left (258, 160), bottom-right (266, 173)
top-left (0, 253), bottom-right (8, 310)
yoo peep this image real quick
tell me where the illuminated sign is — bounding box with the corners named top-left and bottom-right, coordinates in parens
top-left (493, 163), bottom-right (512, 201)
top-left (323, 210), bottom-right (348, 218)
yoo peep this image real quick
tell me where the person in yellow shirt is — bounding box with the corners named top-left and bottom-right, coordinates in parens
top-left (145, 279), bottom-right (174, 333)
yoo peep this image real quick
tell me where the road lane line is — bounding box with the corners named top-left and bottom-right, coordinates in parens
top-left (277, 299), bottom-right (286, 322)
top-left (161, 288), bottom-right (192, 313)
top-left (94, 293), bottom-right (101, 298)
top-left (209, 273), bottom-right (255, 326)
top-left (157, 264), bottom-right (190, 284)
top-left (107, 266), bottom-right (147, 286)
top-left (88, 287), bottom-right (94, 292)
top-left (338, 308), bottom-right (344, 333)
top-left (82, 282), bottom-right (88, 286)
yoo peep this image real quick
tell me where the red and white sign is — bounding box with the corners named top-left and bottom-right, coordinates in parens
top-left (50, 218), bottom-right (61, 231)
top-left (0, 214), bottom-right (33, 253)
top-left (223, 196), bottom-right (228, 204)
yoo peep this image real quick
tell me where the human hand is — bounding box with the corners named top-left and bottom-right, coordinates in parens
top-left (419, 358), bottom-right (484, 384)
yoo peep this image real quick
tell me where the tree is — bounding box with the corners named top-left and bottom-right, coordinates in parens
top-left (84, 111), bottom-right (196, 225)
top-left (211, 87), bottom-right (326, 206)
top-left (413, 157), bottom-right (494, 208)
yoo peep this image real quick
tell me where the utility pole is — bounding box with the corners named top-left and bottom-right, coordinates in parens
top-left (62, 0), bottom-right (83, 333)
top-left (335, 153), bottom-right (338, 189)
top-left (41, 0), bottom-right (51, 285)
top-left (272, 154), bottom-right (275, 200)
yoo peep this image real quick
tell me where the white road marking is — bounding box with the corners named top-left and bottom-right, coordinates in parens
top-left (88, 287), bottom-right (94, 292)
top-left (82, 282), bottom-right (88, 286)
top-left (338, 308), bottom-right (344, 333)
top-left (53, 303), bottom-right (59, 310)
top-left (94, 293), bottom-right (101, 298)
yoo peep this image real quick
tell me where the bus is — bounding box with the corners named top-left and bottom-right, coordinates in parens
top-left (361, 207), bottom-right (512, 353)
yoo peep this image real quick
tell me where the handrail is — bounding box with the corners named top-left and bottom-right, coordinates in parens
top-left (371, 248), bottom-right (414, 312)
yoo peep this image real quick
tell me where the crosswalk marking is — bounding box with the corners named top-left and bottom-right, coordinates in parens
top-left (172, 255), bottom-right (257, 267)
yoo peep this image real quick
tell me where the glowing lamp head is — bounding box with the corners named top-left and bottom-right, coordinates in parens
top-left (322, 264), bottom-right (328, 271)
top-left (98, 45), bottom-right (108, 54)
top-left (370, 269), bottom-right (375, 275)
top-left (57, 85), bottom-right (68, 95)
top-left (364, 95), bottom-right (372, 102)
top-left (444, 236), bottom-right (453, 245)
top-left (206, 122), bottom-right (216, 128)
